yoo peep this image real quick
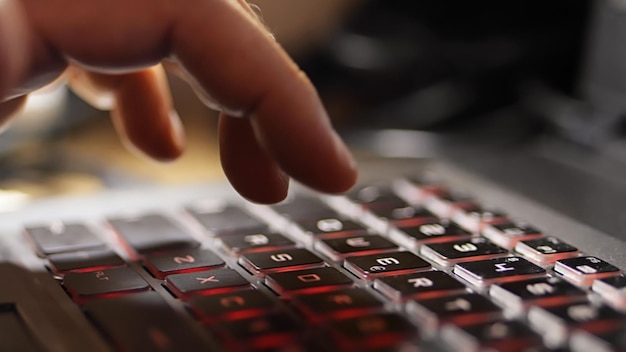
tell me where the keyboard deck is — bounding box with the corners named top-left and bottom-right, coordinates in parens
top-left (2, 159), bottom-right (626, 352)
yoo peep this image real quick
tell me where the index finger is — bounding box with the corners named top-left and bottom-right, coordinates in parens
top-left (18, 0), bottom-right (358, 193)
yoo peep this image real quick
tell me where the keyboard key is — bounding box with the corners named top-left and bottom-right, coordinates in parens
top-left (423, 191), bottom-right (475, 219)
top-left (347, 185), bottom-right (399, 206)
top-left (481, 222), bottom-right (543, 249)
top-left (389, 221), bottom-right (472, 251)
top-left (327, 312), bottom-right (417, 352)
top-left (315, 234), bottom-right (398, 261)
top-left (515, 236), bottom-right (579, 263)
top-left (368, 203), bottom-right (436, 227)
top-left (374, 270), bottom-right (467, 301)
top-left (490, 277), bottom-right (587, 314)
top-left (188, 289), bottom-right (276, 323)
top-left (272, 197), bottom-right (337, 221)
top-left (592, 274), bottom-right (626, 308)
top-left (48, 248), bottom-right (126, 274)
top-left (554, 256), bottom-right (621, 286)
top-left (265, 267), bottom-right (353, 296)
top-left (571, 327), bottom-right (626, 352)
top-left (144, 248), bottom-right (225, 279)
top-left (420, 237), bottom-right (509, 267)
top-left (238, 248), bottom-right (324, 277)
top-left (293, 287), bottom-right (384, 321)
top-left (452, 207), bottom-right (508, 233)
top-left (108, 214), bottom-right (199, 256)
top-left (165, 268), bottom-right (250, 299)
top-left (343, 251), bottom-right (431, 280)
top-left (25, 223), bottom-right (104, 256)
top-left (84, 291), bottom-right (211, 351)
top-left (406, 293), bottom-right (503, 337)
top-left (64, 267), bottom-right (150, 304)
top-left (453, 256), bottom-right (546, 288)
top-left (294, 217), bottom-right (370, 239)
top-left (187, 201), bottom-right (267, 236)
top-left (528, 302), bottom-right (626, 347)
top-left (0, 308), bottom-right (45, 352)
top-left (217, 312), bottom-right (303, 351)
top-left (441, 320), bottom-right (543, 352)
top-left (218, 231), bottom-right (295, 255)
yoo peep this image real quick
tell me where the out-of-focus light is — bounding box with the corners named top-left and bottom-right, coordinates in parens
top-left (0, 189), bottom-right (30, 212)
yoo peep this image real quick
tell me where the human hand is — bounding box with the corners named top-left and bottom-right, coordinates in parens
top-left (0, 0), bottom-right (358, 203)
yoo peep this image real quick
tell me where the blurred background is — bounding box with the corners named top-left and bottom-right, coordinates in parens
top-left (0, 0), bottom-right (600, 205)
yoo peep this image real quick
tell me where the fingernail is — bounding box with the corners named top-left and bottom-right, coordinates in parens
top-left (169, 110), bottom-right (186, 151)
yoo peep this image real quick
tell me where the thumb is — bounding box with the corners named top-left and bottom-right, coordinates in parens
top-left (0, 0), bottom-right (31, 101)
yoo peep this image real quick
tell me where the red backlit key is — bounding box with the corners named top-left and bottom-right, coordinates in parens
top-left (420, 237), bottom-right (508, 268)
top-left (85, 291), bottom-right (211, 351)
top-left (482, 221), bottom-right (542, 249)
top-left (25, 223), bottom-right (105, 256)
top-left (453, 256), bottom-right (546, 288)
top-left (108, 214), bottom-right (199, 256)
top-left (374, 270), bottom-right (467, 301)
top-left (48, 248), bottom-right (125, 274)
top-left (188, 289), bottom-right (276, 323)
top-left (165, 268), bottom-right (249, 299)
top-left (64, 267), bottom-right (150, 304)
top-left (554, 256), bottom-right (621, 286)
top-left (406, 293), bottom-right (503, 338)
top-left (315, 234), bottom-right (398, 262)
top-left (441, 320), bottom-right (542, 352)
top-left (343, 251), bottom-right (431, 280)
top-left (327, 312), bottom-right (417, 352)
top-left (218, 231), bottom-right (295, 255)
top-left (293, 287), bottom-right (384, 322)
top-left (217, 313), bottom-right (304, 351)
top-left (388, 221), bottom-right (472, 251)
top-left (265, 267), bottom-right (353, 297)
top-left (238, 248), bottom-right (324, 277)
top-left (144, 248), bottom-right (225, 279)
top-left (515, 236), bottom-right (579, 264)
top-left (490, 277), bottom-right (587, 314)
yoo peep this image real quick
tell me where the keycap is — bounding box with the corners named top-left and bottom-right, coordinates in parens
top-left (144, 248), bottom-right (225, 279)
top-left (423, 191), bottom-right (475, 219)
top-left (368, 203), bottom-right (436, 227)
top-left (315, 234), bottom-right (398, 261)
top-left (515, 236), bottom-right (579, 263)
top-left (373, 270), bottom-right (467, 301)
top-left (388, 221), bottom-right (472, 251)
top-left (188, 289), bottom-right (276, 323)
top-left (343, 251), bottom-right (431, 280)
top-left (48, 248), bottom-right (125, 274)
top-left (454, 256), bottom-right (546, 288)
top-left (294, 217), bottom-right (370, 239)
top-left (571, 327), bottom-right (626, 352)
top-left (452, 207), bottom-right (508, 233)
top-left (528, 302), bottom-right (626, 347)
top-left (84, 291), bottom-right (211, 351)
top-left (186, 200), bottom-right (266, 236)
top-left (327, 312), bottom-right (417, 352)
top-left (592, 274), bottom-right (626, 308)
top-left (108, 214), bottom-right (199, 256)
top-left (406, 293), bottom-right (503, 337)
top-left (481, 221), bottom-right (543, 249)
top-left (490, 277), bottom-right (587, 314)
top-left (63, 267), bottom-right (150, 304)
top-left (165, 268), bottom-right (250, 299)
top-left (218, 231), bottom-right (295, 255)
top-left (293, 287), bottom-right (384, 321)
top-left (265, 267), bottom-right (353, 296)
top-left (420, 237), bottom-right (509, 267)
top-left (554, 256), bottom-right (621, 286)
top-left (25, 223), bottom-right (104, 256)
top-left (441, 320), bottom-right (543, 352)
top-left (217, 312), bottom-right (303, 351)
top-left (347, 185), bottom-right (399, 206)
top-left (272, 197), bottom-right (337, 221)
top-left (238, 248), bottom-right (324, 276)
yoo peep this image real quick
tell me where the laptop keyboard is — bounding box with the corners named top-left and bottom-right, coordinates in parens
top-left (20, 173), bottom-right (626, 352)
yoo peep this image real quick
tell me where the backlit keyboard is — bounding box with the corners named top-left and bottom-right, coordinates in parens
top-left (8, 162), bottom-right (626, 352)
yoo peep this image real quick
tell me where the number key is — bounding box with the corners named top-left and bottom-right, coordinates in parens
top-left (420, 237), bottom-right (508, 268)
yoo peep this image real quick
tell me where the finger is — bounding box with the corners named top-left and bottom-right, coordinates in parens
top-left (0, 96), bottom-right (27, 131)
top-left (20, 0), bottom-right (356, 193)
top-left (68, 65), bottom-right (184, 161)
top-left (219, 114), bottom-right (288, 204)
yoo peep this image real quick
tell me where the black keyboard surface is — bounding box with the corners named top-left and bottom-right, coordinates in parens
top-left (10, 164), bottom-right (626, 352)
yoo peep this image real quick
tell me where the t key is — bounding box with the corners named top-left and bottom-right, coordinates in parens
top-left (453, 256), bottom-right (546, 288)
